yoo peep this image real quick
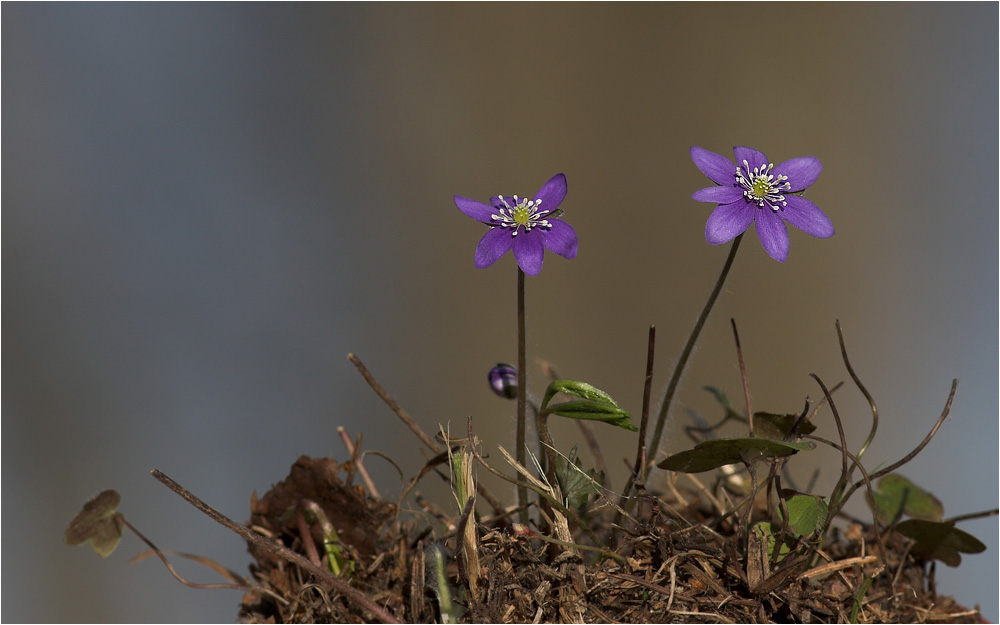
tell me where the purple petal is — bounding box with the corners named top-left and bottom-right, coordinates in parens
top-left (754, 209), bottom-right (790, 262)
top-left (733, 146), bottom-right (769, 172)
top-left (455, 196), bottom-right (496, 224)
top-left (781, 195), bottom-right (834, 238)
top-left (775, 156), bottom-right (822, 191)
top-left (539, 219), bottom-right (578, 259)
top-left (474, 227), bottom-right (513, 268)
top-left (692, 186), bottom-right (743, 204)
top-left (512, 230), bottom-right (545, 275)
top-left (690, 147), bottom-right (735, 186)
top-left (533, 173), bottom-right (567, 210)
top-left (705, 201), bottom-right (755, 245)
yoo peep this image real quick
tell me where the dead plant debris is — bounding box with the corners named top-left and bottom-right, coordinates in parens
top-left (238, 456), bottom-right (984, 624)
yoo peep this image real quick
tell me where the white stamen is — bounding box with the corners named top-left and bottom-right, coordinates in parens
top-left (735, 160), bottom-right (791, 212)
top-left (490, 193), bottom-right (555, 235)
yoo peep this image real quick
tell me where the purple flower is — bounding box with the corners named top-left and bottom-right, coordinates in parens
top-left (691, 146), bottom-right (834, 262)
top-left (454, 173), bottom-right (578, 276)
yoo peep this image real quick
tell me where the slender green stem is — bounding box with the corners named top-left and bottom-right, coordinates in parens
top-left (516, 268), bottom-right (528, 524)
top-left (646, 234), bottom-right (743, 476)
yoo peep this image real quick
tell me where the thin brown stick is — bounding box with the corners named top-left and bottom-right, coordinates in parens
top-left (731, 319), bottom-right (754, 438)
top-left (348, 353), bottom-right (440, 454)
top-left (338, 427), bottom-right (380, 499)
top-left (801, 555), bottom-right (878, 580)
top-left (611, 325), bottom-right (656, 542)
top-left (150, 469), bottom-right (400, 624)
top-left (295, 507), bottom-right (323, 568)
top-left (637, 325), bottom-right (657, 483)
top-left (944, 508), bottom-right (999, 524)
top-left (348, 352), bottom-right (508, 515)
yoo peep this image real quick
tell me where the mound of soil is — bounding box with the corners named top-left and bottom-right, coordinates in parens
top-left (238, 456), bottom-right (984, 624)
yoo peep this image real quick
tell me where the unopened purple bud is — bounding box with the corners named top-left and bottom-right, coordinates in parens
top-left (488, 363), bottom-right (518, 399)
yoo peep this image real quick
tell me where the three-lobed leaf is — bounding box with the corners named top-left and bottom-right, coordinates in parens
top-left (65, 489), bottom-right (125, 558)
top-left (554, 445), bottom-right (604, 509)
top-left (895, 519), bottom-right (986, 567)
top-left (753, 411), bottom-right (817, 440)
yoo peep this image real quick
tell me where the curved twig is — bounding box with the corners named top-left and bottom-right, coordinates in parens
top-left (151, 469), bottom-right (400, 624)
top-left (120, 516), bottom-right (286, 603)
top-left (802, 433), bottom-right (887, 569)
top-left (810, 374), bottom-right (851, 507)
top-left (836, 321), bottom-right (879, 464)
top-left (838, 379), bottom-right (958, 506)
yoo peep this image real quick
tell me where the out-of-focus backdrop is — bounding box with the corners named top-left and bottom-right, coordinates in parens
top-left (4, 4), bottom-right (997, 622)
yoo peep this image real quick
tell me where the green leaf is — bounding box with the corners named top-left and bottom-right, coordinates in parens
top-left (65, 489), bottom-right (125, 558)
top-left (752, 521), bottom-right (795, 560)
top-left (546, 400), bottom-right (638, 431)
top-left (701, 387), bottom-right (815, 440)
top-left (780, 494), bottom-right (829, 536)
top-left (554, 445), bottom-right (604, 509)
top-left (895, 519), bottom-right (986, 567)
top-left (753, 411), bottom-right (817, 440)
top-left (544, 379), bottom-right (620, 407)
top-left (657, 438), bottom-right (814, 473)
top-left (866, 474), bottom-right (944, 525)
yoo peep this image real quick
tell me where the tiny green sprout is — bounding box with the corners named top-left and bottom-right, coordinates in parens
top-left (424, 543), bottom-right (463, 623)
top-left (282, 500), bottom-right (354, 576)
top-left (65, 489), bottom-right (125, 558)
top-left (554, 445), bottom-right (604, 510)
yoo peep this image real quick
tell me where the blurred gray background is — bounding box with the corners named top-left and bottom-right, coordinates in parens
top-left (4, 3), bottom-right (997, 622)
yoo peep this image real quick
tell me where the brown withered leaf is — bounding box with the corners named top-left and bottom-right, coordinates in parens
top-left (65, 489), bottom-right (125, 558)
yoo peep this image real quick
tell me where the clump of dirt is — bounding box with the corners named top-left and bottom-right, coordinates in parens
top-left (238, 456), bottom-right (984, 624)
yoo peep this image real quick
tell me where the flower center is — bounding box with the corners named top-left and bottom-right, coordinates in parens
top-left (735, 160), bottom-right (791, 211)
top-left (491, 195), bottom-right (552, 236)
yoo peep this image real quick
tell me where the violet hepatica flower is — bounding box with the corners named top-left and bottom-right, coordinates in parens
top-left (454, 173), bottom-right (578, 276)
top-left (691, 146), bottom-right (834, 262)
top-left (488, 363), bottom-right (518, 399)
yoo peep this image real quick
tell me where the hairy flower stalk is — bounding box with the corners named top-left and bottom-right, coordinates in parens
top-left (456, 174), bottom-right (578, 521)
top-left (647, 147), bottom-right (835, 478)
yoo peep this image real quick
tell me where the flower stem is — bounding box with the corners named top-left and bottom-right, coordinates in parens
top-left (516, 267), bottom-right (529, 524)
top-left (645, 234), bottom-right (743, 479)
